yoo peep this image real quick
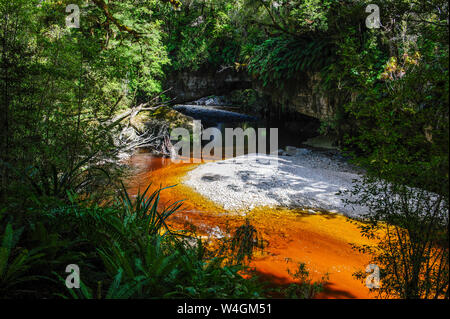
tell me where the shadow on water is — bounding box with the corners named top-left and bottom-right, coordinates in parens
top-left (319, 283), bottom-right (358, 299)
top-left (253, 270), bottom-right (357, 299)
top-left (173, 103), bottom-right (320, 151)
top-left (288, 208), bottom-right (339, 220)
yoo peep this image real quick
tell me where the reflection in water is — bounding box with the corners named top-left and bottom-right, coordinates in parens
top-left (126, 153), bottom-right (376, 299)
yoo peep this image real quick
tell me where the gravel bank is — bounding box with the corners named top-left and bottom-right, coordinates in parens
top-left (183, 150), bottom-right (369, 217)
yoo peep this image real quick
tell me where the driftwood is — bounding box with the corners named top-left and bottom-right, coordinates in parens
top-left (217, 63), bottom-right (248, 73)
top-left (217, 65), bottom-right (234, 73)
top-left (116, 119), bottom-right (174, 157)
top-left (99, 88), bottom-right (176, 158)
top-left (103, 88), bottom-right (174, 130)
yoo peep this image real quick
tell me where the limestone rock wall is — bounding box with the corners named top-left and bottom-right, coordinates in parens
top-left (165, 68), bottom-right (336, 121)
top-left (254, 72), bottom-right (336, 121)
top-left (165, 67), bottom-right (252, 104)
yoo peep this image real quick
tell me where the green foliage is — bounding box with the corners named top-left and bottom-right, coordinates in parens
top-left (335, 3), bottom-right (449, 196)
top-left (95, 235), bottom-right (263, 298)
top-left (117, 182), bottom-right (183, 236)
top-left (242, 0), bottom-right (333, 35)
top-left (330, 0), bottom-right (449, 299)
top-left (20, 152), bottom-right (110, 199)
top-left (288, 0), bottom-right (332, 32)
top-left (248, 36), bottom-right (333, 88)
top-left (0, 223), bottom-right (44, 297)
top-left (60, 269), bottom-right (149, 299)
top-left (345, 178), bottom-right (449, 299)
top-left (0, 182), bottom-right (266, 299)
top-left (230, 219), bottom-right (264, 264)
top-left (1, 0), bottom-right (448, 300)
top-left (0, 0), bottom-right (170, 204)
top-left (283, 262), bottom-right (328, 299)
top-left (155, 0), bottom-right (257, 71)
top-left (0, 207), bottom-right (85, 298)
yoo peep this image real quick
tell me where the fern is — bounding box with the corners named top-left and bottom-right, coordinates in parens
top-left (0, 223), bottom-right (45, 297)
top-left (248, 36), bottom-right (334, 88)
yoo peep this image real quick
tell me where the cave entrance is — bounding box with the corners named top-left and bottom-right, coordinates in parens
top-left (175, 89), bottom-right (325, 151)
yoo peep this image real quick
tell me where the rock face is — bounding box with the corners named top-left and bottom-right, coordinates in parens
top-left (191, 95), bottom-right (232, 106)
top-left (254, 72), bottom-right (336, 121)
top-left (165, 67), bottom-right (335, 121)
top-left (165, 67), bottom-right (252, 104)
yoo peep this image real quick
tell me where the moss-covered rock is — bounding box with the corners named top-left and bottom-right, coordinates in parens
top-left (148, 106), bottom-right (195, 130)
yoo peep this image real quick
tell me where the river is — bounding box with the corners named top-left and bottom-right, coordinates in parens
top-left (125, 104), bottom-right (377, 299)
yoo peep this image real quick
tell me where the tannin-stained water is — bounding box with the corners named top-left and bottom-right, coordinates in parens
top-left (126, 153), bottom-right (378, 299)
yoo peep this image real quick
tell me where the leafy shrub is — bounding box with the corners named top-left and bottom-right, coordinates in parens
top-left (0, 183), bottom-right (266, 299)
top-left (283, 262), bottom-right (328, 299)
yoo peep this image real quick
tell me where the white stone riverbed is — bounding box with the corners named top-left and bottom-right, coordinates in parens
top-left (183, 149), bottom-right (369, 217)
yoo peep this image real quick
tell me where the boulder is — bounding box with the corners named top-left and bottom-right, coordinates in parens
top-left (148, 106), bottom-right (195, 130)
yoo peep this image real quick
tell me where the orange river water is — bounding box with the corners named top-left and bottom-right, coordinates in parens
top-left (125, 153), bottom-right (378, 299)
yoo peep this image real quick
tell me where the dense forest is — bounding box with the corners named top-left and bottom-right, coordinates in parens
top-left (0, 0), bottom-right (448, 299)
